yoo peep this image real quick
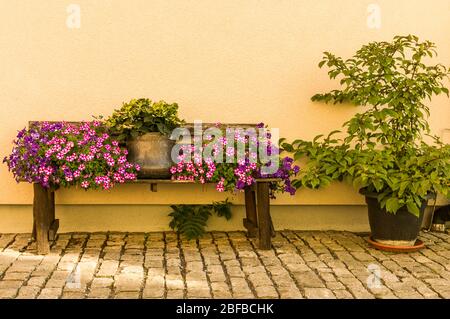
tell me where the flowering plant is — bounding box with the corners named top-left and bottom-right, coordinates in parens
top-left (170, 123), bottom-right (299, 198)
top-left (3, 121), bottom-right (140, 190)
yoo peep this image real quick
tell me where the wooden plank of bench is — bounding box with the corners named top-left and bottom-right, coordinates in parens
top-left (131, 178), bottom-right (280, 196)
top-left (130, 178), bottom-right (281, 184)
top-left (48, 219), bottom-right (59, 242)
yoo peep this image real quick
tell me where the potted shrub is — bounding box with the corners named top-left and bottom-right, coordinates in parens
top-left (3, 121), bottom-right (140, 190)
top-left (281, 35), bottom-right (450, 248)
top-left (104, 98), bottom-right (185, 178)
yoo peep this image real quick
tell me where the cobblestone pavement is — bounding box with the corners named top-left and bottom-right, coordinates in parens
top-left (0, 231), bottom-right (449, 299)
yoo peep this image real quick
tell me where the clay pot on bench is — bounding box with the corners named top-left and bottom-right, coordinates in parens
top-left (127, 132), bottom-right (175, 179)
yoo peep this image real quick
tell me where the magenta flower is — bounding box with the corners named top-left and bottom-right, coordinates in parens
top-left (169, 122), bottom-right (298, 197)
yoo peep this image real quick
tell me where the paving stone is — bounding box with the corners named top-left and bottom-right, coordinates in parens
top-left (114, 274), bottom-right (143, 292)
top-left (304, 288), bottom-right (336, 299)
top-left (16, 286), bottom-right (40, 299)
top-left (6, 264), bottom-right (35, 273)
top-left (91, 277), bottom-right (114, 288)
top-left (187, 287), bottom-right (211, 298)
top-left (0, 288), bottom-right (18, 299)
top-left (166, 289), bottom-right (184, 299)
top-left (278, 287), bottom-right (303, 299)
top-left (2, 272), bottom-right (30, 281)
top-left (211, 282), bottom-right (232, 298)
top-left (415, 286), bottom-right (439, 299)
top-left (394, 290), bottom-right (424, 299)
top-left (0, 280), bottom-right (23, 289)
top-left (232, 290), bottom-right (255, 299)
top-left (62, 291), bottom-right (86, 299)
top-left (38, 288), bottom-right (62, 299)
top-left (255, 285), bottom-right (278, 298)
top-left (114, 291), bottom-right (140, 299)
top-left (247, 273), bottom-right (273, 287)
top-left (97, 260), bottom-right (117, 274)
top-left (433, 289), bottom-right (450, 298)
top-left (293, 271), bottom-right (325, 288)
top-left (333, 289), bottom-right (354, 299)
top-left (45, 279), bottom-right (67, 288)
top-left (26, 276), bottom-right (47, 287)
top-left (326, 281), bottom-right (346, 290)
top-left (88, 288), bottom-right (111, 299)
top-left (207, 271), bottom-right (227, 282)
top-left (142, 288), bottom-right (164, 299)
top-left (351, 252), bottom-right (376, 262)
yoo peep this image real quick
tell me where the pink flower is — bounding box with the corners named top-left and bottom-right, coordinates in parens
top-left (216, 178), bottom-right (225, 192)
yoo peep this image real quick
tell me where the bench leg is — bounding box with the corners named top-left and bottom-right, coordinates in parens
top-left (47, 191), bottom-right (59, 241)
top-left (33, 184), bottom-right (58, 254)
top-left (256, 182), bottom-right (272, 250)
top-left (32, 218), bottom-right (36, 241)
top-left (243, 187), bottom-right (258, 237)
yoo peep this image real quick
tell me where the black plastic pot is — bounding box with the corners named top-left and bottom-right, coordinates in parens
top-left (361, 189), bottom-right (428, 246)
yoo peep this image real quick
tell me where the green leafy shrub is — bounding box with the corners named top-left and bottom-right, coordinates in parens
top-left (104, 98), bottom-right (184, 141)
top-left (282, 35), bottom-right (450, 217)
top-left (168, 199), bottom-right (232, 240)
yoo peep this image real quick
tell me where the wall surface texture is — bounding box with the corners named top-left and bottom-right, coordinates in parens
top-left (0, 1), bottom-right (449, 232)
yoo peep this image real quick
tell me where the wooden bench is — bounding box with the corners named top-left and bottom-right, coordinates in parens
top-left (27, 122), bottom-right (278, 254)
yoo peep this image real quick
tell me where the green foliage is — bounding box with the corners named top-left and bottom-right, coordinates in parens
top-left (103, 98), bottom-right (185, 141)
top-left (211, 198), bottom-right (233, 220)
top-left (282, 35), bottom-right (450, 217)
top-left (168, 199), bottom-right (232, 240)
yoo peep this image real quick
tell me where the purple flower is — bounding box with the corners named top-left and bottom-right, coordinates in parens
top-left (236, 180), bottom-right (246, 189)
top-left (3, 121), bottom-right (138, 190)
top-left (17, 129), bottom-right (26, 139)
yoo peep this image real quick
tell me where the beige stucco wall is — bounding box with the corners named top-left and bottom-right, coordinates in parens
top-left (0, 205), bottom-right (372, 233)
top-left (0, 1), bottom-right (449, 232)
